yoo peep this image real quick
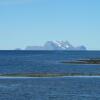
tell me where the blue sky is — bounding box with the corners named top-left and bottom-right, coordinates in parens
top-left (0, 0), bottom-right (100, 50)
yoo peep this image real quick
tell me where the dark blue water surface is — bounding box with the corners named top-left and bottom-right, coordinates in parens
top-left (0, 77), bottom-right (100, 100)
top-left (0, 50), bottom-right (100, 74)
top-left (0, 50), bottom-right (100, 100)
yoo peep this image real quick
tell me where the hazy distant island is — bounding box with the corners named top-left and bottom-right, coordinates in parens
top-left (16, 41), bottom-right (87, 50)
top-left (25, 41), bottom-right (86, 50)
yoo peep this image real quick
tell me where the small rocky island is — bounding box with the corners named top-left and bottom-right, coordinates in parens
top-left (62, 58), bottom-right (100, 64)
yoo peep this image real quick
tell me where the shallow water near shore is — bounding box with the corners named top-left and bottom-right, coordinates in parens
top-left (0, 77), bottom-right (100, 100)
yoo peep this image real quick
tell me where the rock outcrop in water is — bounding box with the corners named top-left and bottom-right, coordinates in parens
top-left (25, 41), bottom-right (87, 50)
top-left (62, 59), bottom-right (100, 64)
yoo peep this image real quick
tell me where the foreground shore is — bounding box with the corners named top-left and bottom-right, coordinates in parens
top-left (1, 73), bottom-right (100, 77)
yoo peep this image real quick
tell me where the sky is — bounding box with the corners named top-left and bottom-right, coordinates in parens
top-left (0, 0), bottom-right (100, 50)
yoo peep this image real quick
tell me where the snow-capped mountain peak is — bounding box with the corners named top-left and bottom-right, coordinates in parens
top-left (25, 40), bottom-right (87, 50)
top-left (52, 41), bottom-right (73, 49)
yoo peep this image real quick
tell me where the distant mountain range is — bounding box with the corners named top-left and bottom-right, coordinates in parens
top-left (25, 41), bottom-right (87, 50)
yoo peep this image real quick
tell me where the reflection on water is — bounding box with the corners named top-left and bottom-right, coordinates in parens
top-left (0, 77), bottom-right (100, 100)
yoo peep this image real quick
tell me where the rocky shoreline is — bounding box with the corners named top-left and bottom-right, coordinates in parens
top-left (62, 59), bottom-right (100, 64)
top-left (1, 73), bottom-right (100, 77)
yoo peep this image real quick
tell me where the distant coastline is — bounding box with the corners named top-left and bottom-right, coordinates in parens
top-left (15, 41), bottom-right (87, 50)
top-left (1, 73), bottom-right (100, 78)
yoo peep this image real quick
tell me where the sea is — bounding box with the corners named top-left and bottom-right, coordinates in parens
top-left (0, 50), bottom-right (100, 100)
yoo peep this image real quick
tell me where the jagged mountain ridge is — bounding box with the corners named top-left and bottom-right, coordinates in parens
top-left (25, 41), bottom-right (87, 50)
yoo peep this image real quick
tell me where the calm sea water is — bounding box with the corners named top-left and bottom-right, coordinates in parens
top-left (0, 77), bottom-right (100, 100)
top-left (0, 50), bottom-right (100, 74)
top-left (0, 50), bottom-right (100, 100)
